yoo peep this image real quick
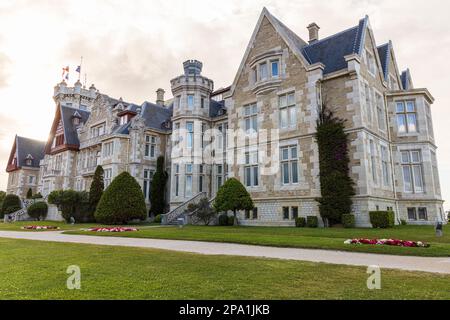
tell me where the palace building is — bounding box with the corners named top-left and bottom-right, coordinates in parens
top-left (5, 8), bottom-right (445, 226)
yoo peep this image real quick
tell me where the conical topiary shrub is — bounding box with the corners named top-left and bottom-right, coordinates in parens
top-left (94, 171), bottom-right (147, 224)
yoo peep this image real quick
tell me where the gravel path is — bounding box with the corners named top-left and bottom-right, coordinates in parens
top-left (1, 230), bottom-right (449, 274)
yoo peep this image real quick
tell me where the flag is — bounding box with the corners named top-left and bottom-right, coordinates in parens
top-left (62, 66), bottom-right (69, 80)
top-left (76, 65), bottom-right (81, 73)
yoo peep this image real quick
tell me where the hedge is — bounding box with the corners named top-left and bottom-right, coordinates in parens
top-left (27, 202), bottom-right (48, 221)
top-left (342, 214), bottom-right (355, 228)
top-left (95, 172), bottom-right (147, 224)
top-left (154, 214), bottom-right (162, 224)
top-left (295, 217), bottom-right (306, 228)
top-left (369, 211), bottom-right (395, 229)
top-left (0, 194), bottom-right (21, 218)
top-left (307, 216), bottom-right (319, 228)
top-left (218, 214), bottom-right (229, 226)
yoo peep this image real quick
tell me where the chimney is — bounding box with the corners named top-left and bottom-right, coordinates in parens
top-left (307, 23), bottom-right (320, 44)
top-left (156, 88), bottom-right (165, 106)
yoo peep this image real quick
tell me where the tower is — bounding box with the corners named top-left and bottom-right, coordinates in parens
top-left (169, 60), bottom-right (214, 208)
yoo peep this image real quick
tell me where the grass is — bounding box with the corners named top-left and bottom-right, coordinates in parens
top-left (0, 220), bottom-right (156, 231)
top-left (65, 224), bottom-right (450, 257)
top-left (0, 238), bottom-right (449, 300)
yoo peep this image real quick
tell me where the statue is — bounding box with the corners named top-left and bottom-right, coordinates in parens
top-left (435, 221), bottom-right (443, 237)
top-left (69, 216), bottom-right (76, 225)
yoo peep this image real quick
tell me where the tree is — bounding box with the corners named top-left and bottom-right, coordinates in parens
top-left (150, 156), bottom-right (168, 216)
top-left (315, 101), bottom-right (355, 226)
top-left (89, 165), bottom-right (104, 212)
top-left (0, 191), bottom-right (6, 212)
top-left (26, 188), bottom-right (33, 199)
top-left (27, 202), bottom-right (48, 221)
top-left (0, 194), bottom-right (21, 218)
top-left (188, 197), bottom-right (216, 225)
top-left (214, 178), bottom-right (254, 220)
top-left (95, 172), bottom-right (147, 224)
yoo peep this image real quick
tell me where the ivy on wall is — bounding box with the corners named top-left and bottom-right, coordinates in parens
top-left (315, 101), bottom-right (355, 226)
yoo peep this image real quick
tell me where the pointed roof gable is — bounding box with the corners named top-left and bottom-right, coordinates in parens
top-left (228, 7), bottom-right (311, 96)
top-left (6, 135), bottom-right (45, 171)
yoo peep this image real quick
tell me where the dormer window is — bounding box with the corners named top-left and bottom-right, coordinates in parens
top-left (249, 53), bottom-right (282, 93)
top-left (365, 49), bottom-right (376, 76)
top-left (25, 154), bottom-right (34, 166)
top-left (120, 116), bottom-right (128, 125)
top-left (91, 122), bottom-right (106, 138)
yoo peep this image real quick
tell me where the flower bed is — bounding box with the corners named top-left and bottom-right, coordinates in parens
top-left (344, 238), bottom-right (429, 248)
top-left (22, 226), bottom-right (59, 230)
top-left (87, 227), bottom-right (139, 232)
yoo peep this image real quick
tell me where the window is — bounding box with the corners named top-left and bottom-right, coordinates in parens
top-left (145, 135), bottom-right (156, 158)
top-left (279, 92), bottom-right (296, 129)
top-left (175, 164), bottom-right (180, 196)
top-left (389, 75), bottom-right (398, 90)
top-left (396, 101), bottom-right (417, 133)
top-left (365, 49), bottom-right (376, 75)
top-left (251, 66), bottom-right (257, 84)
top-left (259, 62), bottom-right (268, 80)
top-left (143, 169), bottom-right (154, 201)
top-left (281, 146), bottom-right (299, 185)
top-left (252, 208), bottom-right (258, 219)
top-left (201, 96), bottom-right (206, 109)
top-left (28, 176), bottom-right (35, 184)
top-left (244, 151), bottom-right (259, 187)
top-left (187, 95), bottom-right (194, 110)
top-left (186, 122), bottom-right (194, 148)
top-left (244, 103), bottom-right (258, 133)
top-left (186, 163), bottom-right (193, 174)
top-left (283, 207), bottom-right (289, 220)
top-left (245, 209), bottom-right (250, 219)
top-left (364, 84), bottom-right (372, 123)
top-left (217, 164), bottom-right (223, 190)
top-left (103, 141), bottom-right (114, 157)
top-left (292, 207), bottom-right (298, 220)
top-left (407, 207), bottom-right (417, 220)
top-left (401, 150), bottom-right (424, 193)
top-left (418, 207), bottom-right (428, 221)
top-left (91, 122), bottom-right (106, 138)
top-left (271, 60), bottom-right (279, 77)
top-left (199, 173), bottom-right (204, 193)
top-left (185, 175), bottom-right (193, 197)
top-left (370, 140), bottom-right (377, 183)
top-left (376, 93), bottom-right (386, 131)
top-left (104, 169), bottom-right (112, 188)
top-left (216, 124), bottom-right (224, 150)
top-left (175, 96), bottom-right (181, 109)
top-left (381, 145), bottom-right (390, 187)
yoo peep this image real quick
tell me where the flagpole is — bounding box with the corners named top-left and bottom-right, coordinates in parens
top-left (78, 56), bottom-right (83, 81)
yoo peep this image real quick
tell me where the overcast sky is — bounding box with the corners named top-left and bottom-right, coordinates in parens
top-left (1, 0), bottom-right (449, 210)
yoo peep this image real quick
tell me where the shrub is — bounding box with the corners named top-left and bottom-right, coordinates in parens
top-left (189, 198), bottom-right (216, 226)
top-left (26, 188), bottom-right (33, 199)
top-left (89, 165), bottom-right (104, 212)
top-left (295, 217), bottom-right (306, 228)
top-left (369, 211), bottom-right (395, 229)
top-left (400, 219), bottom-right (407, 226)
top-left (342, 214), bottom-right (355, 228)
top-left (307, 216), bottom-right (319, 228)
top-left (150, 156), bottom-right (168, 217)
top-left (214, 178), bottom-right (253, 219)
top-left (154, 214), bottom-right (162, 224)
top-left (228, 216), bottom-right (235, 226)
top-left (27, 202), bottom-right (48, 221)
top-left (1, 194), bottom-right (21, 218)
top-left (218, 214), bottom-right (229, 226)
top-left (95, 172), bottom-right (147, 224)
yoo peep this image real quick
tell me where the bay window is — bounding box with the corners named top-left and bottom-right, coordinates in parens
top-left (401, 150), bottom-right (424, 193)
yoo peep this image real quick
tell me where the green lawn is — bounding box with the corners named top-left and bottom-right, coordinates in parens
top-left (0, 238), bottom-right (449, 300)
top-left (66, 225), bottom-right (450, 257)
top-left (0, 220), bottom-right (156, 231)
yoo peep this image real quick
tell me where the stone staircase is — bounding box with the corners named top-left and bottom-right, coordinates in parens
top-left (161, 192), bottom-right (207, 225)
top-left (3, 199), bottom-right (46, 223)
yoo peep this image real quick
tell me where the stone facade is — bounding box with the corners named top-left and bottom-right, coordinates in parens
top-left (5, 8), bottom-right (445, 226)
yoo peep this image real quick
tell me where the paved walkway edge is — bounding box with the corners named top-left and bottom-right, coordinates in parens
top-left (1, 230), bottom-right (449, 274)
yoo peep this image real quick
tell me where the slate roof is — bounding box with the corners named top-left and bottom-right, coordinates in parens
top-left (301, 16), bottom-right (368, 75)
top-left (60, 105), bottom-right (90, 146)
top-left (209, 100), bottom-right (226, 118)
top-left (140, 101), bottom-right (173, 132)
top-left (401, 69), bottom-right (412, 90)
top-left (15, 136), bottom-right (46, 168)
top-left (377, 43), bottom-right (390, 81)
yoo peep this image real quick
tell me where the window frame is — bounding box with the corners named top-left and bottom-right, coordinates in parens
top-left (280, 145), bottom-right (299, 185)
top-left (396, 100), bottom-right (418, 134)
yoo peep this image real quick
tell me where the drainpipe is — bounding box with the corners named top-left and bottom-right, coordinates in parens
top-left (384, 92), bottom-right (400, 224)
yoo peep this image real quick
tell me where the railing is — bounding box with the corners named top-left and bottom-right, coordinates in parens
top-left (162, 192), bottom-right (207, 225)
top-left (4, 208), bottom-right (27, 223)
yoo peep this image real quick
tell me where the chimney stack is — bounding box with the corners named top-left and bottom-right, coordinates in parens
top-left (156, 88), bottom-right (165, 106)
top-left (307, 23), bottom-right (320, 44)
